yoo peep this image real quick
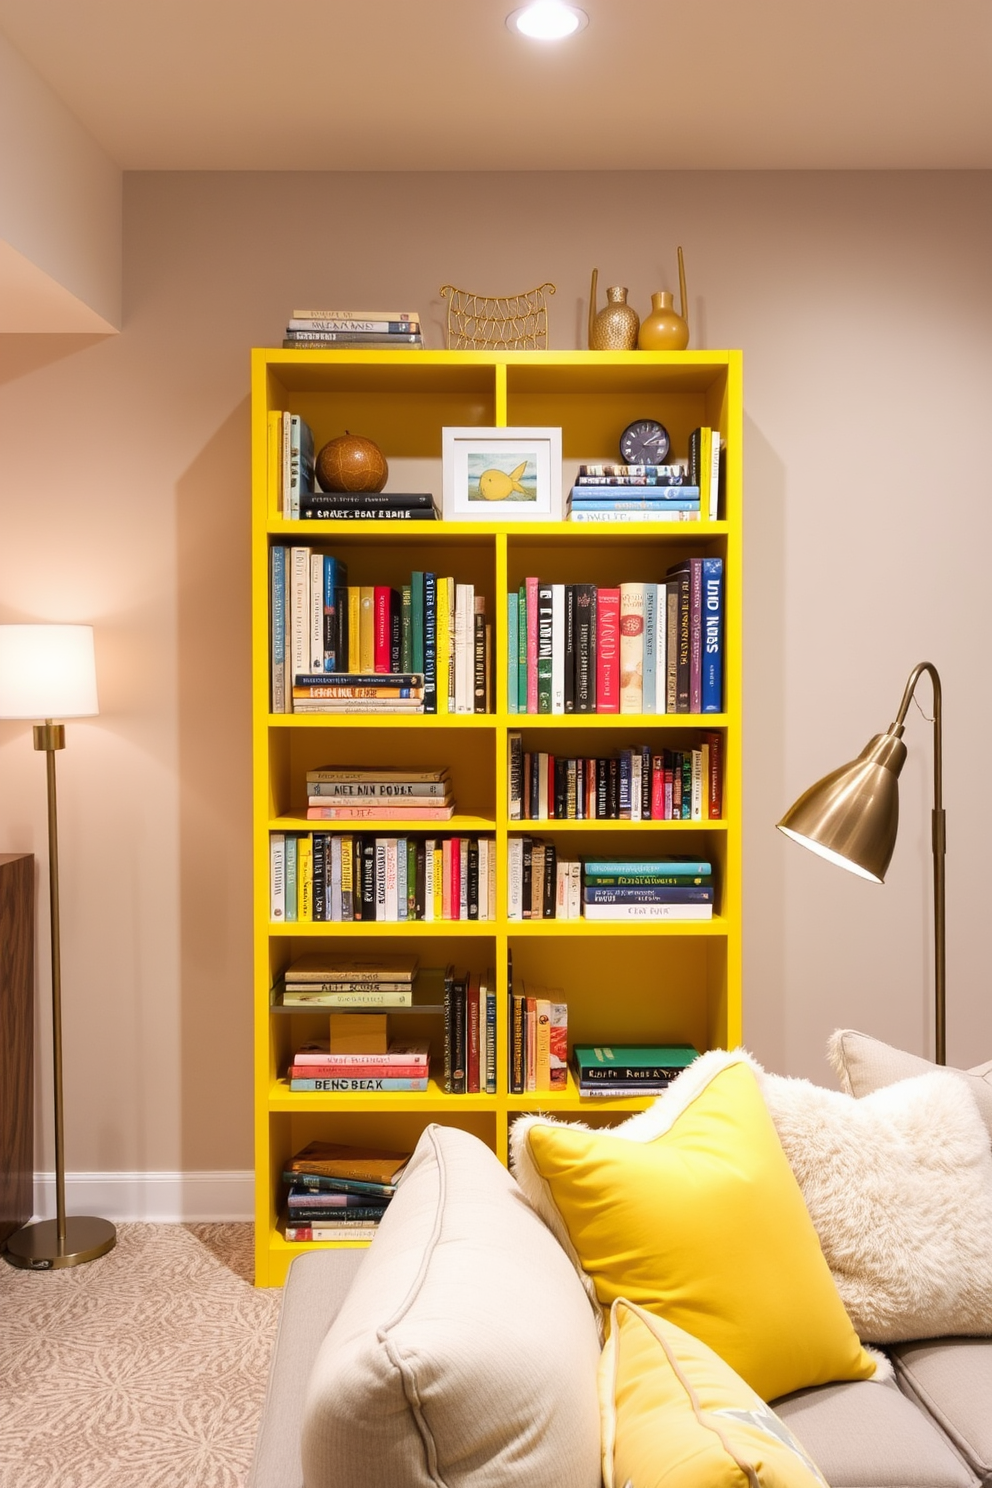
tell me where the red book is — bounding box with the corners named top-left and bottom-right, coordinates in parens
top-left (595, 587), bottom-right (621, 713)
top-left (651, 754), bottom-right (665, 819)
top-left (306, 803), bottom-right (455, 821)
top-left (525, 576), bottom-right (539, 714)
top-left (466, 973), bottom-right (480, 1093)
top-left (705, 730), bottom-right (723, 819)
top-left (374, 587), bottom-right (393, 673)
top-left (450, 835), bottom-right (461, 920)
top-left (290, 1062), bottom-right (428, 1080)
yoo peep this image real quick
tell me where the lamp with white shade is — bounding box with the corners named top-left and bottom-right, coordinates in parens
top-left (0, 624), bottom-right (116, 1268)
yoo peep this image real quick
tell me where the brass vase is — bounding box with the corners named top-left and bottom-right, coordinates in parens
top-left (588, 271), bottom-right (639, 350)
top-left (637, 246), bottom-right (690, 351)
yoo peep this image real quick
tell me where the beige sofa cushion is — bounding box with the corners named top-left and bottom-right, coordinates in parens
top-left (892, 1337), bottom-right (992, 1485)
top-left (300, 1123), bottom-right (602, 1488)
top-left (829, 1029), bottom-right (992, 1141)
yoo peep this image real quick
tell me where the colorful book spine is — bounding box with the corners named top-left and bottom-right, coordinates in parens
top-left (436, 577), bottom-right (450, 715)
top-left (642, 582), bottom-right (658, 715)
top-left (517, 586), bottom-right (528, 712)
top-left (689, 559), bottom-right (703, 712)
top-left (525, 577), bottom-right (540, 713)
top-left (537, 584), bottom-right (553, 713)
top-left (270, 545), bottom-right (287, 713)
top-left (507, 592), bottom-right (519, 713)
top-left (701, 557), bottom-right (724, 713)
top-left (423, 571), bottom-right (438, 714)
top-left (619, 582), bottom-right (645, 714)
top-left (289, 1076), bottom-right (429, 1092)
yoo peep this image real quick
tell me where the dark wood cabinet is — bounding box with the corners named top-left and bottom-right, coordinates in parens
top-left (0, 853), bottom-right (34, 1247)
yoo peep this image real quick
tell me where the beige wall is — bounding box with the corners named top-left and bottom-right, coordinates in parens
top-left (1, 169), bottom-right (989, 1180)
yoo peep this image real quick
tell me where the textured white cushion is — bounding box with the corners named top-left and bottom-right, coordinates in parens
top-left (760, 1065), bottom-right (992, 1344)
top-left (829, 1028), bottom-right (992, 1142)
top-left (300, 1124), bottom-right (602, 1488)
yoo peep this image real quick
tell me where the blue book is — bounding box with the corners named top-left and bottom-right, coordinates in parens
top-left (270, 544), bottom-right (287, 712)
top-left (570, 485), bottom-right (701, 501)
top-left (423, 572), bottom-right (437, 713)
top-left (284, 833), bottom-right (298, 922)
top-left (507, 594), bottom-right (518, 714)
top-left (289, 1076), bottom-right (430, 1092)
top-left (701, 557), bottom-right (724, 713)
top-left (643, 583), bottom-right (657, 714)
top-left (583, 858), bottom-right (713, 877)
top-left (567, 498), bottom-right (700, 512)
top-left (583, 884), bottom-right (714, 905)
top-left (322, 555), bottom-right (348, 672)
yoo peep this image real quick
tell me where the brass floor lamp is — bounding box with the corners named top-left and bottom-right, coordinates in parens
top-left (777, 662), bottom-right (946, 1065)
top-left (0, 624), bottom-right (117, 1268)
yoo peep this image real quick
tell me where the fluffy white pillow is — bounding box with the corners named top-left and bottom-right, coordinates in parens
top-left (759, 1065), bottom-right (992, 1344)
top-left (828, 1028), bottom-right (992, 1143)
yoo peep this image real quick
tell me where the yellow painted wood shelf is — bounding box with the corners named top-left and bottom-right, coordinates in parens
top-left (251, 347), bottom-right (743, 1286)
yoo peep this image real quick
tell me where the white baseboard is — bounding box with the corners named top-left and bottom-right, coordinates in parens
top-left (31, 1170), bottom-right (255, 1223)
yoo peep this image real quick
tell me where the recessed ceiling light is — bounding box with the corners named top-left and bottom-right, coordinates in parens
top-left (507, 2), bottom-right (589, 41)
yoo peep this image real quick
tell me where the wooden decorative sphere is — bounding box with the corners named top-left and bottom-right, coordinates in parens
top-left (316, 432), bottom-right (388, 493)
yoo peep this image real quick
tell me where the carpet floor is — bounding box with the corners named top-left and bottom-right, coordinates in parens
top-left (0, 1223), bottom-right (281, 1488)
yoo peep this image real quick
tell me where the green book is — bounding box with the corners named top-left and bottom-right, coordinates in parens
top-left (400, 585), bottom-right (412, 672)
top-left (411, 572), bottom-right (425, 674)
top-left (571, 1043), bottom-right (699, 1082)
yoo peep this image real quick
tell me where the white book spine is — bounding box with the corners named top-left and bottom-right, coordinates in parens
top-left (330, 835), bottom-right (342, 921)
top-left (709, 431), bottom-right (721, 520)
top-left (384, 838), bottom-right (398, 920)
top-left (310, 554), bottom-right (324, 673)
top-left (551, 584), bottom-right (565, 714)
top-left (556, 861), bottom-right (568, 919)
top-left (270, 832), bottom-right (286, 921)
top-left (631, 752), bottom-right (642, 822)
top-left (289, 414), bottom-right (302, 519)
top-left (581, 902), bottom-right (713, 921)
top-left (569, 859), bottom-right (581, 919)
top-left (691, 750), bottom-right (703, 821)
top-left (424, 839), bottom-right (435, 922)
top-left (454, 584), bottom-right (470, 712)
top-left (508, 838), bottom-right (523, 921)
top-left (290, 547), bottom-right (311, 686)
top-left (375, 838), bottom-right (388, 920)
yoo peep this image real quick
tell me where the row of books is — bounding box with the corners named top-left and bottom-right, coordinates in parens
top-left (282, 1138), bottom-right (411, 1243)
top-left (277, 953), bottom-right (420, 1008)
top-left (270, 833), bottom-right (499, 924)
top-left (287, 1037), bottom-right (431, 1093)
top-left (508, 985), bottom-right (568, 1092)
top-left (508, 852), bottom-right (715, 922)
top-left (441, 966), bottom-right (497, 1094)
top-left (508, 737), bottom-right (723, 822)
top-left (270, 548), bottom-right (490, 713)
top-left (282, 306), bottom-right (424, 352)
top-left (507, 561), bottom-right (723, 715)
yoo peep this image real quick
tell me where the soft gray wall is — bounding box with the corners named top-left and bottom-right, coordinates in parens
top-left (0, 169), bottom-right (988, 1178)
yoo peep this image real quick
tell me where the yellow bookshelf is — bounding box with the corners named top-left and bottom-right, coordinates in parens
top-left (251, 348), bottom-right (742, 1286)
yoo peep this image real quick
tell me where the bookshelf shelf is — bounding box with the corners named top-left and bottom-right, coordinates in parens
top-left (252, 347), bottom-right (742, 1285)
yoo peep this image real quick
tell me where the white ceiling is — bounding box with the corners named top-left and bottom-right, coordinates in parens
top-left (0, 0), bottom-right (991, 171)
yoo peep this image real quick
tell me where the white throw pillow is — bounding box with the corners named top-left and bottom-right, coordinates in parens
top-left (760, 1065), bottom-right (992, 1344)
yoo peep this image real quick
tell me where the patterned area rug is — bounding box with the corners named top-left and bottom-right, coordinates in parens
top-left (0, 1224), bottom-right (280, 1488)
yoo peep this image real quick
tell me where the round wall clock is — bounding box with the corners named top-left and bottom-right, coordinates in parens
top-left (619, 418), bottom-right (670, 465)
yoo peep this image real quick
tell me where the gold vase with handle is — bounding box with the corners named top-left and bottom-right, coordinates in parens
top-left (637, 247), bottom-right (690, 350)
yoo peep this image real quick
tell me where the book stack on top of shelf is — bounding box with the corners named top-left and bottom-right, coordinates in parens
top-left (566, 463), bottom-right (701, 524)
top-left (507, 986), bottom-right (568, 1094)
top-left (508, 736), bottom-right (723, 822)
top-left (277, 953), bottom-right (420, 1008)
top-left (571, 1042), bottom-right (699, 1098)
top-left (441, 966), bottom-right (497, 1095)
top-left (581, 857), bottom-right (714, 921)
top-left (271, 554), bottom-right (490, 714)
top-left (283, 308), bottom-right (424, 352)
top-left (271, 833), bottom-right (498, 923)
top-left (507, 564), bottom-right (722, 715)
top-left (288, 1037), bottom-right (430, 1094)
top-left (282, 1140), bottom-right (411, 1244)
top-left (307, 766), bottom-right (453, 821)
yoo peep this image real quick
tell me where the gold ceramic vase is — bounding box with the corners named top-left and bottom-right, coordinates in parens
top-left (589, 272), bottom-right (639, 350)
top-left (637, 291), bottom-right (689, 351)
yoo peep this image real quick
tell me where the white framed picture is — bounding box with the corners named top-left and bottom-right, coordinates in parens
top-left (441, 426), bottom-right (563, 522)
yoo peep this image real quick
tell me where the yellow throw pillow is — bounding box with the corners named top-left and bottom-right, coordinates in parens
top-left (600, 1298), bottom-right (830, 1488)
top-left (510, 1053), bottom-right (879, 1402)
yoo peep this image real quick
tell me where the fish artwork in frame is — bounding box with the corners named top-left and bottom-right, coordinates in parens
top-left (441, 427), bottom-right (563, 523)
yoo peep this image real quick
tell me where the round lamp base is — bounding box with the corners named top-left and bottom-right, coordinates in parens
top-left (3, 1216), bottom-right (116, 1270)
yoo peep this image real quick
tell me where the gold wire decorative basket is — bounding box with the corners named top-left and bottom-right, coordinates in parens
top-left (439, 282), bottom-right (556, 350)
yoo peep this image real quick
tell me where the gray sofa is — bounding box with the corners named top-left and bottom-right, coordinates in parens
top-left (249, 1112), bottom-right (992, 1488)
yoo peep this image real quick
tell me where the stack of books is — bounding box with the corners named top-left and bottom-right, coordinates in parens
top-left (270, 551), bottom-right (490, 714)
top-left (580, 858), bottom-right (715, 921)
top-left (571, 1042), bottom-right (699, 1098)
top-left (307, 765), bottom-right (454, 821)
top-left (507, 986), bottom-right (568, 1094)
top-left (441, 966), bottom-right (497, 1094)
top-left (566, 463), bottom-right (701, 524)
top-left (282, 308), bottom-right (424, 351)
top-left (270, 832), bottom-right (498, 923)
top-left (287, 1038), bottom-right (430, 1094)
top-left (277, 953), bottom-right (420, 1008)
top-left (508, 736), bottom-right (723, 821)
top-left (282, 1140), bottom-right (412, 1243)
top-left (506, 563), bottom-right (723, 715)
